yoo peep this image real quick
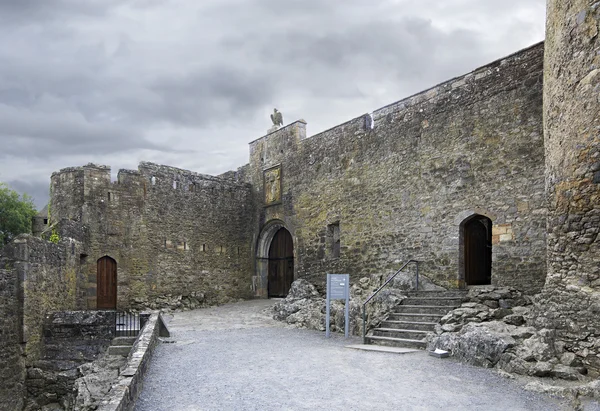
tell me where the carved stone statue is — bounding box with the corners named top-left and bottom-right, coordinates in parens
top-left (270, 108), bottom-right (283, 127)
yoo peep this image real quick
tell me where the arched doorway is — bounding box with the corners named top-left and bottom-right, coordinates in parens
top-left (268, 228), bottom-right (294, 297)
top-left (97, 256), bottom-right (117, 309)
top-left (461, 215), bottom-right (492, 286)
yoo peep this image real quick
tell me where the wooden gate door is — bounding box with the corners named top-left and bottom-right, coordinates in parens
top-left (268, 228), bottom-right (294, 297)
top-left (465, 218), bottom-right (491, 285)
top-left (97, 256), bottom-right (117, 309)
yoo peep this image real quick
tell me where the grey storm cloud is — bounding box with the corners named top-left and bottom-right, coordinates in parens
top-left (0, 0), bottom-right (546, 209)
top-left (0, 0), bottom-right (122, 26)
top-left (146, 66), bottom-right (277, 127)
top-left (0, 102), bottom-right (166, 157)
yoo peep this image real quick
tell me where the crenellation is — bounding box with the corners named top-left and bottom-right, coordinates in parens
top-left (245, 40), bottom-right (547, 296)
top-left (50, 161), bottom-right (257, 310)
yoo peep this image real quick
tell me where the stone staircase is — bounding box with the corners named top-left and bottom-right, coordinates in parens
top-left (107, 336), bottom-right (137, 356)
top-left (366, 290), bottom-right (467, 349)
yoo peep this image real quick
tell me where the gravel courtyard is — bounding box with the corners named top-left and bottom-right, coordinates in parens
top-left (134, 300), bottom-right (573, 411)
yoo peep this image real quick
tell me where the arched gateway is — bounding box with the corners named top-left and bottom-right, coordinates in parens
top-left (268, 228), bottom-right (294, 297)
top-left (256, 221), bottom-right (295, 298)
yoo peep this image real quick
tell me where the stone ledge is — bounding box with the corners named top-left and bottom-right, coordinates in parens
top-left (96, 312), bottom-right (170, 411)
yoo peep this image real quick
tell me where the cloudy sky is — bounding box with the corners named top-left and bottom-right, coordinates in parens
top-left (0, 0), bottom-right (546, 209)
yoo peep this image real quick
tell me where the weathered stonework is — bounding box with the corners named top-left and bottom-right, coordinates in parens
top-left (91, 313), bottom-right (168, 411)
top-left (1, 235), bottom-right (83, 365)
top-left (25, 311), bottom-right (116, 410)
top-left (0, 233), bottom-right (84, 408)
top-left (273, 272), bottom-right (444, 336)
top-left (37, 43), bottom-right (550, 310)
top-left (249, 43), bottom-right (547, 295)
top-left (534, 0), bottom-right (600, 377)
top-left (0, 268), bottom-right (25, 411)
top-left (0, 3), bottom-right (598, 403)
top-left (50, 162), bottom-right (256, 310)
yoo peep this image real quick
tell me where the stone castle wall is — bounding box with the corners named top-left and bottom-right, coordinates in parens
top-left (50, 162), bottom-right (256, 310)
top-left (248, 43), bottom-right (547, 294)
top-left (0, 0), bottom-right (596, 392)
top-left (0, 234), bottom-right (83, 408)
top-left (0, 267), bottom-right (25, 411)
top-left (535, 0), bottom-right (600, 375)
top-left (1, 235), bottom-right (83, 365)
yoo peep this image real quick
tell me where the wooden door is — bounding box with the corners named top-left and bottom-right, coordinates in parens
top-left (465, 218), bottom-right (491, 285)
top-left (97, 256), bottom-right (117, 309)
top-left (268, 228), bottom-right (294, 297)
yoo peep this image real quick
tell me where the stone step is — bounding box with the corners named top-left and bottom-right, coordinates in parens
top-left (402, 297), bottom-right (464, 306)
top-left (379, 320), bottom-right (437, 331)
top-left (111, 336), bottom-right (136, 346)
top-left (373, 328), bottom-right (429, 340)
top-left (387, 313), bottom-right (444, 323)
top-left (366, 335), bottom-right (426, 349)
top-left (394, 305), bottom-right (457, 315)
top-left (107, 345), bottom-right (132, 356)
top-left (116, 330), bottom-right (141, 338)
top-left (346, 344), bottom-right (420, 354)
top-left (405, 290), bottom-right (467, 298)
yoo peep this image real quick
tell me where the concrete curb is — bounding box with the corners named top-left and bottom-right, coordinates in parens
top-left (97, 312), bottom-right (170, 411)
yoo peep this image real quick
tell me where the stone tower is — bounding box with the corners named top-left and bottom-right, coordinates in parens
top-left (540, 1), bottom-right (600, 374)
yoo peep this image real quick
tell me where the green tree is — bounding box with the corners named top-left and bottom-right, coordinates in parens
top-left (0, 182), bottom-right (37, 246)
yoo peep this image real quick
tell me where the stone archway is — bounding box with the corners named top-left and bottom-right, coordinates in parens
top-left (459, 214), bottom-right (492, 287)
top-left (255, 220), bottom-right (294, 298)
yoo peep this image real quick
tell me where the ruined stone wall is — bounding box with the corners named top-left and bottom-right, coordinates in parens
top-left (51, 162), bottom-right (256, 310)
top-left (1, 235), bottom-right (82, 366)
top-left (24, 311), bottom-right (116, 410)
top-left (0, 234), bottom-right (83, 409)
top-left (249, 43), bottom-right (547, 295)
top-left (0, 267), bottom-right (25, 411)
top-left (535, 0), bottom-right (600, 376)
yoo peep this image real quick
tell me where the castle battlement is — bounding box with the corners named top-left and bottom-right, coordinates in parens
top-left (248, 42), bottom-right (544, 171)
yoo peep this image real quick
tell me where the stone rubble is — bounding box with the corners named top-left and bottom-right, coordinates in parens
top-left (428, 287), bottom-right (589, 381)
top-left (524, 379), bottom-right (600, 411)
top-left (73, 355), bottom-right (127, 411)
top-left (273, 272), bottom-right (444, 336)
top-left (131, 291), bottom-right (209, 311)
top-left (274, 281), bottom-right (599, 385)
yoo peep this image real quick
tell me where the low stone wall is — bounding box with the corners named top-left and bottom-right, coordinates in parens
top-left (95, 312), bottom-right (169, 411)
top-left (26, 311), bottom-right (116, 410)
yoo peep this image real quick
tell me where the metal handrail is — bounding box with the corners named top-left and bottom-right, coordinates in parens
top-left (362, 260), bottom-right (420, 343)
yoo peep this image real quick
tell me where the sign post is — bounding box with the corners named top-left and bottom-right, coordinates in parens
top-left (326, 273), bottom-right (350, 338)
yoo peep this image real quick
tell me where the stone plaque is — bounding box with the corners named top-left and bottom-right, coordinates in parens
top-left (264, 166), bottom-right (281, 205)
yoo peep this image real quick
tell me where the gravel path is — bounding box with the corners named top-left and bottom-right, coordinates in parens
top-left (134, 300), bottom-right (573, 411)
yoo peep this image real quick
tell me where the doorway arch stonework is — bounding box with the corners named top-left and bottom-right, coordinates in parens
top-left (457, 211), bottom-right (494, 288)
top-left (268, 227), bottom-right (294, 297)
top-left (254, 220), bottom-right (295, 298)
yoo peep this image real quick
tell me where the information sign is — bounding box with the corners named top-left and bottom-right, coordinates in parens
top-left (326, 273), bottom-right (350, 338)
